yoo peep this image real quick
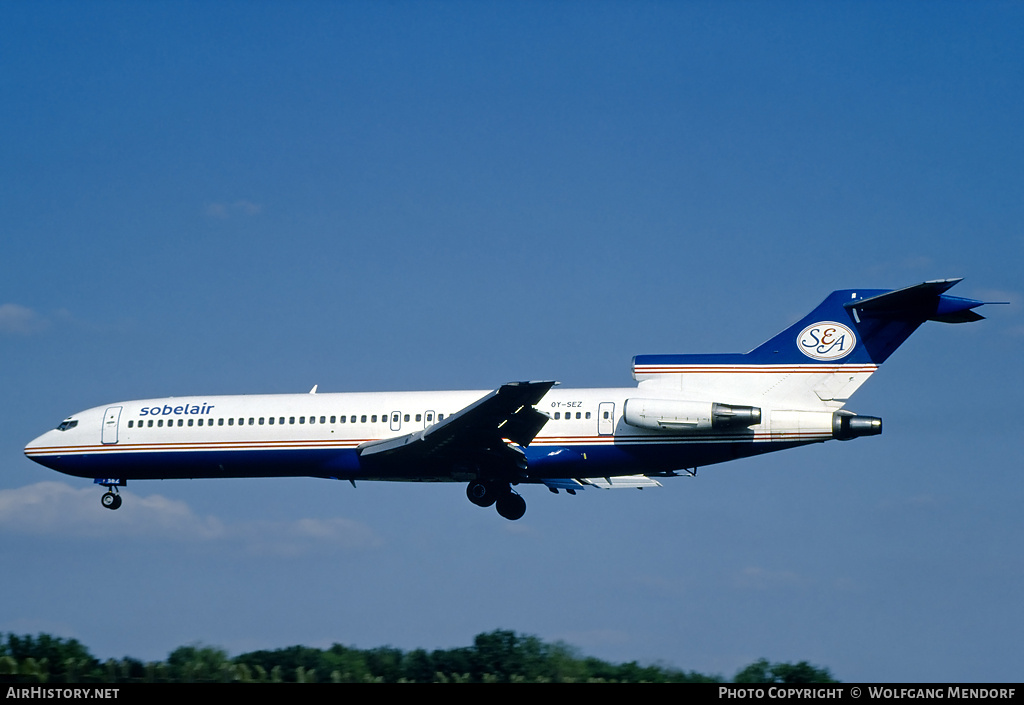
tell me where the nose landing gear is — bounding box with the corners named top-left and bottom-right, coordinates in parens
top-left (95, 479), bottom-right (125, 510)
top-left (101, 489), bottom-right (122, 510)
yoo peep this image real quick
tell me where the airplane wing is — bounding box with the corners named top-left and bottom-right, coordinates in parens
top-left (356, 381), bottom-right (556, 474)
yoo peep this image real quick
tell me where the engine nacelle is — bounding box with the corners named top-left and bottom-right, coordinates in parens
top-left (623, 398), bottom-right (761, 432)
top-left (832, 411), bottom-right (883, 440)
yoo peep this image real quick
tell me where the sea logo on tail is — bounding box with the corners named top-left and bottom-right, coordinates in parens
top-left (797, 321), bottom-right (856, 360)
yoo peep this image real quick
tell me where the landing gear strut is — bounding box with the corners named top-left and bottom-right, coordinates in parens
top-left (466, 481), bottom-right (526, 521)
top-left (95, 479), bottom-right (125, 510)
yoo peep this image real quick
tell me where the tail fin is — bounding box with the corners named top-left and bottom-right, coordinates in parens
top-left (747, 277), bottom-right (991, 365)
top-left (633, 278), bottom-right (995, 408)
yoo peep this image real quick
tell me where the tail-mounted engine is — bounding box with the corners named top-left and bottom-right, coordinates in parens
top-left (623, 398), bottom-right (761, 432)
top-left (832, 411), bottom-right (882, 440)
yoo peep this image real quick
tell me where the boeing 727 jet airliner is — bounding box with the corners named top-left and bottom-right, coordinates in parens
top-left (24, 279), bottom-right (995, 520)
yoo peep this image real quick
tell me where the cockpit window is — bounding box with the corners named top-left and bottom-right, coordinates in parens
top-left (56, 419), bottom-right (78, 431)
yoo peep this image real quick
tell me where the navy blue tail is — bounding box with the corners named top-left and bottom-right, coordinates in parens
top-left (747, 278), bottom-right (990, 365)
top-left (634, 279), bottom-right (994, 377)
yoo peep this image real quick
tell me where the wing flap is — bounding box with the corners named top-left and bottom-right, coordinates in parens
top-left (542, 475), bottom-right (663, 491)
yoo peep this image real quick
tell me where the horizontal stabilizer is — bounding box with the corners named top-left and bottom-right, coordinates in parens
top-left (839, 278), bottom-right (998, 362)
top-left (931, 309), bottom-right (985, 323)
top-left (844, 278), bottom-right (994, 324)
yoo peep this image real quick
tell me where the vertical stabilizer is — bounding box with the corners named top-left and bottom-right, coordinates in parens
top-left (633, 279), bottom-right (992, 409)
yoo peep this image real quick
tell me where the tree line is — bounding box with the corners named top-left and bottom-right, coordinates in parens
top-left (0, 630), bottom-right (838, 683)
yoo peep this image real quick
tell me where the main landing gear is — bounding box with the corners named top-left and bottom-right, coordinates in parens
top-left (466, 480), bottom-right (527, 521)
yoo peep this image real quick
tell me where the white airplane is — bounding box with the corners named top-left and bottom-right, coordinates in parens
top-left (24, 279), bottom-right (995, 520)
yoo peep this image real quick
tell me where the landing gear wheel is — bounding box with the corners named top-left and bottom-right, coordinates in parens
top-left (101, 491), bottom-right (122, 510)
top-left (466, 481), bottom-right (498, 507)
top-left (495, 491), bottom-right (526, 521)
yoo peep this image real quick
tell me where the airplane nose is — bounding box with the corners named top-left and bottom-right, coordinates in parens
top-left (24, 430), bottom-right (57, 466)
top-left (25, 433), bottom-right (43, 454)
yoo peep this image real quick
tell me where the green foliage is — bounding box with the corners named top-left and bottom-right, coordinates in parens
top-left (734, 657), bottom-right (838, 684)
top-left (166, 644), bottom-right (230, 683)
top-left (0, 633), bottom-right (101, 683)
top-left (0, 629), bottom-right (839, 683)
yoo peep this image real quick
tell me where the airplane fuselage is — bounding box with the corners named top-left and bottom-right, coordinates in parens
top-left (25, 385), bottom-right (810, 484)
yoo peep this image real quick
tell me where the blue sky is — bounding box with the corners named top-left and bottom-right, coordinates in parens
top-left (2, 1), bottom-right (1022, 682)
